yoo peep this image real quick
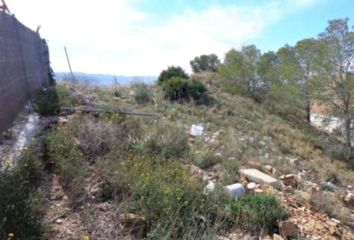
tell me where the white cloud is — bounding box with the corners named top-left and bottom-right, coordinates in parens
top-left (8, 0), bottom-right (321, 75)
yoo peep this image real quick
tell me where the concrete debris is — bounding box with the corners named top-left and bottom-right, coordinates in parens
top-left (190, 124), bottom-right (204, 137)
top-left (225, 183), bottom-right (245, 198)
top-left (240, 168), bottom-right (282, 190)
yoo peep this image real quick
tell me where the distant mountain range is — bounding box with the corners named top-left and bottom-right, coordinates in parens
top-left (55, 72), bottom-right (157, 86)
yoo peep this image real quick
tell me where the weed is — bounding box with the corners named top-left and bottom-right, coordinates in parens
top-left (230, 194), bottom-right (288, 235)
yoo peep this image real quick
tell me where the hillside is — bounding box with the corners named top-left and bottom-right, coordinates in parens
top-left (1, 74), bottom-right (353, 240)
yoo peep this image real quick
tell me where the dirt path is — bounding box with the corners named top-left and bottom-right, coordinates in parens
top-left (42, 173), bottom-right (88, 240)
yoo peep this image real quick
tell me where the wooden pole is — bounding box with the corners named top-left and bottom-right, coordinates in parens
top-left (64, 46), bottom-right (75, 83)
top-left (0, 0), bottom-right (11, 14)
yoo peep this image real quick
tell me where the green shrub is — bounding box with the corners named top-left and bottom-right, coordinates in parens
top-left (128, 160), bottom-right (232, 239)
top-left (72, 116), bottom-right (127, 162)
top-left (34, 87), bottom-right (60, 116)
top-left (157, 66), bottom-right (189, 85)
top-left (230, 194), bottom-right (288, 235)
top-left (142, 123), bottom-right (189, 160)
top-left (193, 152), bottom-right (223, 170)
top-left (162, 77), bottom-right (210, 104)
top-left (46, 128), bottom-right (88, 202)
top-left (133, 83), bottom-right (153, 104)
top-left (0, 150), bottom-right (44, 239)
top-left (34, 85), bottom-right (77, 116)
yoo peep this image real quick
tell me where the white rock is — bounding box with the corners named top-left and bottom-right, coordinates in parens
top-left (240, 168), bottom-right (282, 190)
top-left (205, 181), bottom-right (216, 193)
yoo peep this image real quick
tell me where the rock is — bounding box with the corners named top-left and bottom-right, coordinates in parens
top-left (246, 182), bottom-right (257, 192)
top-left (225, 183), bottom-right (245, 198)
top-left (55, 218), bottom-right (64, 224)
top-left (254, 188), bottom-right (264, 194)
top-left (119, 213), bottom-right (146, 227)
top-left (263, 235), bottom-right (272, 240)
top-left (344, 192), bottom-right (354, 207)
top-left (217, 236), bottom-right (229, 240)
top-left (295, 191), bottom-right (311, 206)
top-left (280, 174), bottom-right (298, 188)
top-left (279, 221), bottom-right (299, 239)
top-left (273, 234), bottom-right (284, 240)
top-left (58, 117), bottom-right (69, 125)
top-left (205, 181), bottom-right (216, 193)
top-left (240, 169), bottom-right (282, 190)
top-left (263, 164), bottom-right (274, 174)
top-left (190, 124), bottom-right (204, 137)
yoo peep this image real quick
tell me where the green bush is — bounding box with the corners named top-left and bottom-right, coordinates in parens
top-left (34, 85), bottom-right (77, 116)
top-left (0, 150), bottom-right (44, 239)
top-left (128, 160), bottom-right (232, 239)
top-left (46, 128), bottom-right (88, 202)
top-left (162, 77), bottom-right (210, 104)
top-left (133, 83), bottom-right (153, 104)
top-left (142, 123), bottom-right (189, 160)
top-left (157, 66), bottom-right (189, 85)
top-left (193, 152), bottom-right (223, 170)
top-left (230, 194), bottom-right (288, 235)
top-left (34, 87), bottom-right (60, 116)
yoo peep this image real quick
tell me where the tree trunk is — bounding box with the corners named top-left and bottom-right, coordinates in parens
top-left (344, 113), bottom-right (352, 160)
top-left (306, 99), bottom-right (311, 123)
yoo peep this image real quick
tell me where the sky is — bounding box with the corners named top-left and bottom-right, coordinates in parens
top-left (7, 0), bottom-right (354, 76)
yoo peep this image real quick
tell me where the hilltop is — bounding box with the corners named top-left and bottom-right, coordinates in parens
top-left (1, 72), bottom-right (353, 239)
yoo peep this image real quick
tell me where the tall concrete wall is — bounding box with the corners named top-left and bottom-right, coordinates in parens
top-left (0, 12), bottom-right (51, 133)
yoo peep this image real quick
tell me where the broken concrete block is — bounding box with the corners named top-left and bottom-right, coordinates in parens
top-left (225, 183), bottom-right (245, 198)
top-left (240, 168), bottom-right (282, 190)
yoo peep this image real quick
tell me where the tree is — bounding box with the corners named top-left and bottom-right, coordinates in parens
top-left (157, 66), bottom-right (188, 85)
top-left (318, 18), bottom-right (354, 160)
top-left (219, 45), bottom-right (263, 100)
top-left (190, 54), bottom-right (221, 73)
top-left (295, 38), bottom-right (324, 122)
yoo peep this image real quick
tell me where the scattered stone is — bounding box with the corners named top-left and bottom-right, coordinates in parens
top-left (119, 213), bottom-right (146, 227)
top-left (225, 183), bottom-right (245, 198)
top-left (246, 182), bottom-right (257, 192)
top-left (344, 192), bottom-right (354, 207)
top-left (295, 191), bottom-right (311, 206)
top-left (254, 188), bottom-right (264, 194)
top-left (279, 221), bottom-right (299, 239)
top-left (272, 234), bottom-right (284, 240)
top-left (263, 164), bottom-right (274, 174)
top-left (280, 174), bottom-right (298, 188)
top-left (58, 117), bottom-right (69, 125)
top-left (55, 218), bottom-right (65, 224)
top-left (217, 236), bottom-right (229, 240)
top-left (205, 181), bottom-right (216, 193)
top-left (240, 168), bottom-right (282, 190)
